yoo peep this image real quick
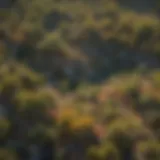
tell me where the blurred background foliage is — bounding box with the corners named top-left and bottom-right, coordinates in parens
top-left (0, 0), bottom-right (160, 160)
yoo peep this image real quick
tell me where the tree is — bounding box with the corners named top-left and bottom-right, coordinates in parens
top-left (106, 117), bottom-right (151, 160)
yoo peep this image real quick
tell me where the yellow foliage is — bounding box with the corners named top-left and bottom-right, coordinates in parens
top-left (71, 116), bottom-right (94, 130)
top-left (58, 107), bottom-right (78, 124)
top-left (58, 107), bottom-right (94, 132)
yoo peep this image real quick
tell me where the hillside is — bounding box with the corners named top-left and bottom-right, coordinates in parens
top-left (0, 0), bottom-right (160, 160)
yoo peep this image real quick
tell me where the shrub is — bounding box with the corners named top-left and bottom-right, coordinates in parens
top-left (100, 106), bottom-right (122, 125)
top-left (0, 148), bottom-right (18, 160)
top-left (57, 107), bottom-right (95, 145)
top-left (87, 142), bottom-right (120, 160)
top-left (0, 118), bottom-right (10, 140)
top-left (106, 117), bottom-right (151, 159)
top-left (134, 25), bottom-right (154, 48)
top-left (106, 117), bottom-right (150, 144)
top-left (136, 140), bottom-right (160, 160)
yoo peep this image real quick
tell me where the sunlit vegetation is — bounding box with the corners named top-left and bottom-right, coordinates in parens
top-left (0, 0), bottom-right (160, 160)
top-left (87, 142), bottom-right (120, 160)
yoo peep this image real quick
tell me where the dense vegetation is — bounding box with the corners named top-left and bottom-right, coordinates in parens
top-left (0, 0), bottom-right (160, 160)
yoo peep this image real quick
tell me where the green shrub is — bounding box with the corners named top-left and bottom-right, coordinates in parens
top-left (0, 118), bottom-right (10, 140)
top-left (136, 140), bottom-right (160, 160)
top-left (106, 117), bottom-right (150, 149)
top-left (87, 142), bottom-right (120, 160)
